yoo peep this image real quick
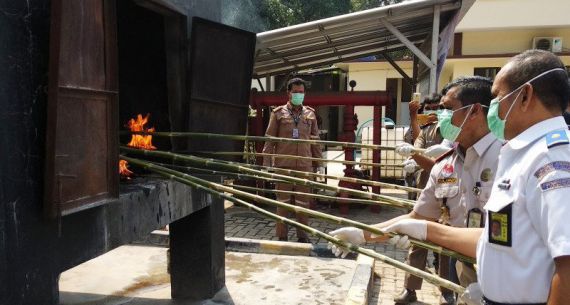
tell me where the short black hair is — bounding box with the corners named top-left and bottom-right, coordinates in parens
top-left (504, 49), bottom-right (569, 112)
top-left (287, 77), bottom-right (306, 91)
top-left (442, 76), bottom-right (494, 112)
top-left (419, 93), bottom-right (441, 113)
top-left (423, 92), bottom-right (442, 105)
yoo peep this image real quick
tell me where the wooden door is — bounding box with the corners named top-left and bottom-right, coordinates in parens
top-left (45, 0), bottom-right (118, 218)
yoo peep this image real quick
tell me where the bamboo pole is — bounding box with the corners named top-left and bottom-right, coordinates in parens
top-left (188, 156), bottom-right (422, 195)
top-left (147, 161), bottom-right (287, 183)
top-left (225, 183), bottom-right (404, 206)
top-left (147, 161), bottom-right (415, 207)
top-left (121, 131), bottom-right (426, 153)
top-left (148, 161), bottom-right (415, 207)
top-left (121, 146), bottom-right (415, 209)
top-left (123, 155), bottom-right (470, 292)
top-left (195, 151), bottom-right (404, 169)
top-left (124, 156), bottom-right (474, 264)
top-left (139, 149), bottom-right (422, 195)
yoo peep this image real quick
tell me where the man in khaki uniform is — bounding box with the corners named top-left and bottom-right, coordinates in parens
top-left (331, 76), bottom-right (498, 305)
top-left (262, 78), bottom-right (322, 243)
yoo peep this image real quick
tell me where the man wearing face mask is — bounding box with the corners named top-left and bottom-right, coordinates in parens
top-left (380, 50), bottom-right (570, 305)
top-left (262, 77), bottom-right (322, 243)
top-left (330, 76), bottom-right (501, 305)
top-left (402, 93), bottom-right (444, 200)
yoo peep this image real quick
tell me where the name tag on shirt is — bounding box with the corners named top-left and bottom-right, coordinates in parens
top-left (467, 208), bottom-right (483, 228)
top-left (292, 128), bottom-right (299, 139)
top-left (488, 203), bottom-right (512, 247)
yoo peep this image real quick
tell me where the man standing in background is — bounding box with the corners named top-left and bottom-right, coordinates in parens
top-left (262, 78), bottom-right (322, 243)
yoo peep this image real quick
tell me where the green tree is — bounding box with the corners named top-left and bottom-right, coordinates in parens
top-left (258, 0), bottom-right (406, 31)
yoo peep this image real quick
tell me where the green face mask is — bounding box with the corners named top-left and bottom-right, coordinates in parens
top-left (291, 93), bottom-right (305, 106)
top-left (437, 104), bottom-right (473, 142)
top-left (487, 91), bottom-right (522, 140)
top-left (486, 67), bottom-right (566, 140)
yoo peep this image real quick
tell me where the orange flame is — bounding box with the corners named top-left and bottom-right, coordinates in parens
top-left (126, 114), bottom-right (156, 150)
top-left (119, 159), bottom-right (133, 179)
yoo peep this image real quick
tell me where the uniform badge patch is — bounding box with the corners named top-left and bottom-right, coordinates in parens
top-left (488, 203), bottom-right (512, 247)
top-left (441, 164), bottom-right (454, 178)
top-left (534, 161), bottom-right (570, 180)
top-left (480, 168), bottom-right (493, 182)
top-left (545, 130), bottom-right (569, 149)
top-left (540, 178), bottom-right (570, 192)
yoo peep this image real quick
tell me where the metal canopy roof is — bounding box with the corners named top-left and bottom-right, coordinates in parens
top-left (253, 0), bottom-right (469, 79)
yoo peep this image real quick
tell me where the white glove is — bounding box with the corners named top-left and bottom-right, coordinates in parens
top-left (328, 227), bottom-right (366, 258)
top-left (387, 235), bottom-right (411, 249)
top-left (424, 144), bottom-right (452, 158)
top-left (381, 219), bottom-right (427, 249)
top-left (402, 159), bottom-right (418, 174)
top-left (460, 283), bottom-right (483, 305)
top-left (395, 143), bottom-right (416, 157)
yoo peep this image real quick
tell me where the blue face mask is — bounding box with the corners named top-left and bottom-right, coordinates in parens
top-left (291, 93), bottom-right (305, 106)
top-left (487, 67), bottom-right (566, 140)
top-left (437, 104), bottom-right (474, 142)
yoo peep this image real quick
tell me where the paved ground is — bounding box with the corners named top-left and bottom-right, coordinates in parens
top-left (223, 150), bottom-right (443, 305)
top-left (60, 246), bottom-right (357, 305)
top-left (224, 195), bottom-right (443, 305)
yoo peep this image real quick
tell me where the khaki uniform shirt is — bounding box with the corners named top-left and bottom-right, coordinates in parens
top-left (414, 133), bottom-right (502, 227)
top-left (262, 103), bottom-right (321, 169)
top-left (413, 122), bottom-right (444, 188)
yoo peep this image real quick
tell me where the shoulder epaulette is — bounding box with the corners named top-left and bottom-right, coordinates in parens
top-left (272, 105), bottom-right (286, 113)
top-left (545, 130), bottom-right (569, 149)
top-left (434, 148), bottom-right (454, 163)
top-left (304, 105), bottom-right (316, 113)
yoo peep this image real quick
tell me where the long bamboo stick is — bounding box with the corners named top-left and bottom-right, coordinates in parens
top-left (148, 161), bottom-right (415, 207)
top-left (195, 151), bottom-right (404, 169)
top-left (151, 162), bottom-right (415, 206)
top-left (121, 146), bottom-right (414, 209)
top-left (225, 184), bottom-right (404, 206)
top-left (147, 161), bottom-right (287, 183)
top-left (124, 156), bottom-right (474, 264)
top-left (188, 156), bottom-right (422, 195)
top-left (123, 155), bottom-right (469, 292)
top-left (141, 149), bottom-right (422, 195)
top-left (121, 131), bottom-right (426, 153)
top-left (147, 161), bottom-right (416, 206)
top-left (144, 150), bottom-right (419, 205)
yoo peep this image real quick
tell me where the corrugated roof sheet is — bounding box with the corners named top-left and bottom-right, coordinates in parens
top-left (254, 0), bottom-right (466, 78)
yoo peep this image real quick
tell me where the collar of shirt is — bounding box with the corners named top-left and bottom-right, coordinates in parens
top-left (462, 132), bottom-right (497, 171)
top-left (286, 103), bottom-right (303, 114)
top-left (507, 116), bottom-right (568, 150)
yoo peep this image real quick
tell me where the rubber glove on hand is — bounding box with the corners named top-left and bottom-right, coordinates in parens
top-left (395, 142), bottom-right (416, 157)
top-left (460, 283), bottom-right (483, 305)
top-left (381, 219), bottom-right (427, 249)
top-left (328, 227), bottom-right (366, 258)
top-left (402, 159), bottom-right (418, 174)
top-left (424, 144), bottom-right (452, 158)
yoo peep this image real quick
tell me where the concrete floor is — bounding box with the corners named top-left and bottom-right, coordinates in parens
top-left (59, 245), bottom-right (357, 305)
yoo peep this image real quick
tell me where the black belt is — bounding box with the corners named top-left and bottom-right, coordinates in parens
top-left (483, 296), bottom-right (546, 305)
